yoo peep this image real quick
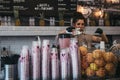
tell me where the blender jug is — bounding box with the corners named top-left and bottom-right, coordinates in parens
top-left (58, 33), bottom-right (72, 49)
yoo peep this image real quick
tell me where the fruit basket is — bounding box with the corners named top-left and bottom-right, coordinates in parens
top-left (79, 46), bottom-right (118, 79)
top-left (109, 40), bottom-right (120, 78)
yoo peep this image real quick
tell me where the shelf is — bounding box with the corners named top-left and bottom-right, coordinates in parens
top-left (0, 26), bottom-right (120, 36)
top-left (0, 26), bottom-right (66, 36)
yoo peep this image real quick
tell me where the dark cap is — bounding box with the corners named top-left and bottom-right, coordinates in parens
top-left (58, 33), bottom-right (72, 38)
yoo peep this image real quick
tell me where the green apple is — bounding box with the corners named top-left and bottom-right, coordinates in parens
top-left (90, 63), bottom-right (98, 71)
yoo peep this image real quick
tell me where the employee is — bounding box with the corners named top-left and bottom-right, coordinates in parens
top-left (59, 12), bottom-right (108, 49)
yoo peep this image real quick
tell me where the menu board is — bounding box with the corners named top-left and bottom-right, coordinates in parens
top-left (21, 0), bottom-right (58, 16)
top-left (0, 0), bottom-right (77, 16)
top-left (70, 0), bottom-right (77, 11)
top-left (0, 0), bottom-right (13, 14)
top-left (58, 0), bottom-right (77, 12)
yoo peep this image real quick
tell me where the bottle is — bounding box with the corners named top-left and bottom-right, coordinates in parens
top-left (100, 41), bottom-right (105, 51)
top-left (32, 41), bottom-right (40, 80)
top-left (50, 44), bottom-right (59, 80)
top-left (49, 17), bottom-right (53, 26)
top-left (7, 16), bottom-right (12, 26)
top-left (52, 17), bottom-right (55, 26)
top-left (69, 38), bottom-right (79, 79)
top-left (15, 18), bottom-right (21, 26)
top-left (39, 13), bottom-right (45, 26)
top-left (99, 18), bottom-right (104, 26)
top-left (29, 17), bottom-right (35, 26)
top-left (90, 15), bottom-right (96, 26)
top-left (59, 12), bottom-right (64, 26)
top-left (59, 19), bottom-right (64, 26)
top-left (60, 48), bottom-right (69, 80)
top-left (42, 40), bottom-right (50, 80)
top-left (14, 7), bottom-right (21, 26)
top-left (4, 16), bottom-right (8, 26)
top-left (104, 12), bottom-right (110, 26)
top-left (19, 45), bottom-right (30, 80)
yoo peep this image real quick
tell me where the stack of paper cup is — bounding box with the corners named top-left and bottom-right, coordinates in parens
top-left (19, 45), bottom-right (29, 80)
top-left (60, 48), bottom-right (69, 80)
top-left (100, 41), bottom-right (105, 51)
top-left (32, 41), bottom-right (41, 80)
top-left (69, 38), bottom-right (79, 79)
top-left (42, 39), bottom-right (50, 80)
top-left (50, 45), bottom-right (59, 80)
top-left (67, 50), bottom-right (71, 80)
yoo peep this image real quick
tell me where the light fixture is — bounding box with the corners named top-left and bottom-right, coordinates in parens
top-left (93, 8), bottom-right (104, 18)
top-left (77, 5), bottom-right (92, 18)
top-left (106, 0), bottom-right (119, 3)
top-left (77, 5), bottom-right (84, 14)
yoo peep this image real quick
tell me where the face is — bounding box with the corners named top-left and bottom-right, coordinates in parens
top-left (73, 19), bottom-right (85, 31)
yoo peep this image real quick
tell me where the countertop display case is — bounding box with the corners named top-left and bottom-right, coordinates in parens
top-left (0, 26), bottom-right (120, 80)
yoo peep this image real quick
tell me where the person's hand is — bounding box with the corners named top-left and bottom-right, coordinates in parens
top-left (66, 27), bottom-right (75, 33)
top-left (95, 28), bottom-right (103, 34)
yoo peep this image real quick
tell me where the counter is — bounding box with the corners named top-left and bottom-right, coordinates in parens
top-left (0, 26), bottom-right (119, 36)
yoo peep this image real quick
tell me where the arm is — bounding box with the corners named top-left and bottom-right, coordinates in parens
top-left (92, 36), bottom-right (102, 42)
top-left (100, 32), bottom-right (108, 43)
top-left (92, 33), bottom-right (108, 43)
top-left (59, 29), bottom-right (66, 34)
top-left (93, 28), bottom-right (108, 43)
